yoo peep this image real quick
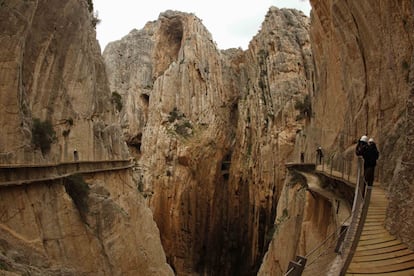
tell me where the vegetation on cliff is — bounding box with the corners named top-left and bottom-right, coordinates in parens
top-left (31, 118), bottom-right (56, 154)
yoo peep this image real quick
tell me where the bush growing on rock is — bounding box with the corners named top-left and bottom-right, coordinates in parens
top-left (31, 118), bottom-right (56, 154)
top-left (64, 174), bottom-right (90, 220)
top-left (111, 91), bottom-right (123, 112)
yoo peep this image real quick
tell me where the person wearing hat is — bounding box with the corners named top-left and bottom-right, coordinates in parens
top-left (316, 146), bottom-right (324, 165)
top-left (356, 135), bottom-right (368, 156)
top-left (356, 135), bottom-right (379, 191)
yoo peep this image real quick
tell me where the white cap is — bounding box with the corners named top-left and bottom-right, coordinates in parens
top-left (360, 135), bottom-right (368, 142)
top-left (368, 138), bottom-right (374, 143)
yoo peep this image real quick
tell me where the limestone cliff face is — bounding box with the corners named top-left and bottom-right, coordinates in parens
top-left (0, 0), bottom-right (129, 164)
top-left (257, 171), bottom-right (341, 275)
top-left (0, 0), bottom-right (172, 275)
top-left (258, 1), bottom-right (414, 273)
top-left (0, 171), bottom-right (173, 275)
top-left (104, 8), bottom-right (312, 275)
top-left (305, 0), bottom-right (414, 249)
top-left (225, 8), bottom-right (312, 275)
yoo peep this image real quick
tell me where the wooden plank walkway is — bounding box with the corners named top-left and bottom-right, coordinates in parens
top-left (346, 187), bottom-right (414, 275)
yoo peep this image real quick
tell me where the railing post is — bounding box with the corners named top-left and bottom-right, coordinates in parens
top-left (286, 256), bottom-right (307, 276)
top-left (334, 224), bottom-right (348, 253)
top-left (330, 156), bottom-right (333, 175)
top-left (322, 157), bottom-right (325, 171)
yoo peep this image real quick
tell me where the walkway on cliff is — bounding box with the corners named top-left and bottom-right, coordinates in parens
top-left (0, 159), bottom-right (133, 187)
top-left (284, 162), bottom-right (414, 276)
top-left (345, 186), bottom-right (414, 275)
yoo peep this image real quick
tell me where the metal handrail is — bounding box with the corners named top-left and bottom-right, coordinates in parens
top-left (285, 157), bottom-right (369, 276)
top-left (0, 159), bottom-right (134, 186)
top-left (303, 216), bottom-right (350, 269)
top-left (0, 159), bottom-right (131, 168)
top-left (339, 158), bottom-right (372, 275)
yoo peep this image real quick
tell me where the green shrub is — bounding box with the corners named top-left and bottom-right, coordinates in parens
top-left (62, 129), bottom-right (70, 137)
top-left (174, 121), bottom-right (193, 137)
top-left (402, 60), bottom-right (410, 70)
top-left (32, 118), bottom-right (56, 154)
top-left (167, 108), bottom-right (193, 138)
top-left (91, 11), bottom-right (101, 28)
top-left (168, 107), bottom-right (183, 122)
top-left (294, 94), bottom-right (312, 120)
top-left (66, 117), bottom-right (73, 126)
top-left (111, 92), bottom-right (122, 112)
top-left (0, 260), bottom-right (8, 271)
top-left (86, 0), bottom-right (93, 13)
top-left (265, 209), bottom-right (289, 244)
top-left (64, 174), bottom-right (90, 219)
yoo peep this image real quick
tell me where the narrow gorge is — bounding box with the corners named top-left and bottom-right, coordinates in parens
top-left (103, 7), bottom-right (311, 275)
top-left (0, 0), bottom-right (413, 276)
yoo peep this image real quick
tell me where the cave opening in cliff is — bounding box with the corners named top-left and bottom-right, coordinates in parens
top-left (140, 93), bottom-right (150, 107)
top-left (221, 153), bottom-right (232, 180)
top-left (155, 16), bottom-right (183, 75)
top-left (127, 132), bottom-right (142, 154)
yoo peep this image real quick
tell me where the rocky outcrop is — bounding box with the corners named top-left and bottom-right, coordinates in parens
top-left (258, 166), bottom-right (354, 275)
top-left (0, 170), bottom-right (173, 275)
top-left (306, 0), bottom-right (414, 250)
top-left (0, 0), bottom-right (172, 275)
top-left (104, 8), bottom-right (312, 275)
top-left (258, 172), bottom-right (338, 275)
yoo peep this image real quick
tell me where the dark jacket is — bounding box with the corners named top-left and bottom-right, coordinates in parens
top-left (356, 141), bottom-right (379, 168)
top-left (365, 143), bottom-right (379, 167)
top-left (356, 141), bottom-right (368, 156)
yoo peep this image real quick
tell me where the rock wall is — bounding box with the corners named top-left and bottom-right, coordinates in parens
top-left (306, 0), bottom-right (414, 249)
top-left (0, 0), bottom-right (129, 164)
top-left (0, 170), bottom-right (173, 275)
top-left (258, 0), bottom-right (414, 274)
top-left (257, 171), bottom-right (338, 275)
top-left (4, 0), bottom-right (413, 274)
top-left (0, 0), bottom-right (172, 275)
top-left (257, 167), bottom-right (354, 275)
top-left (104, 8), bottom-right (312, 275)
top-left (226, 8), bottom-right (313, 275)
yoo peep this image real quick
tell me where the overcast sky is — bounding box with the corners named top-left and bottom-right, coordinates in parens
top-left (93, 0), bottom-right (311, 51)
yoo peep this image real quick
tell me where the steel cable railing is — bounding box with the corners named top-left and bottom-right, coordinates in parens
top-left (338, 160), bottom-right (372, 275)
top-left (317, 153), bottom-right (357, 185)
top-left (284, 158), bottom-right (369, 276)
top-left (302, 217), bottom-right (350, 271)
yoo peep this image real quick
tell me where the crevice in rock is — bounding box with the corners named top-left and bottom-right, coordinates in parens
top-left (126, 132), bottom-right (142, 155)
top-left (140, 94), bottom-right (150, 107)
top-left (154, 16), bottom-right (183, 78)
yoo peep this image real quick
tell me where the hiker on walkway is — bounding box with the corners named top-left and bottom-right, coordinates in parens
top-left (356, 135), bottom-right (379, 188)
top-left (316, 146), bottom-right (323, 165)
top-left (74, 149), bottom-right (79, 161)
